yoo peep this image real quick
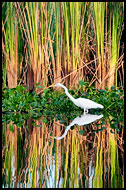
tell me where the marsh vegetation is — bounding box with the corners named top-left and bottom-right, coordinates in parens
top-left (2, 2), bottom-right (124, 188)
top-left (2, 2), bottom-right (124, 90)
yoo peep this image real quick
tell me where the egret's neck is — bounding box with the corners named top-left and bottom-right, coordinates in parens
top-left (59, 84), bottom-right (76, 103)
top-left (64, 88), bottom-right (76, 103)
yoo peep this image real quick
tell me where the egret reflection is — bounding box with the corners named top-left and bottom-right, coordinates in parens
top-left (55, 113), bottom-right (103, 140)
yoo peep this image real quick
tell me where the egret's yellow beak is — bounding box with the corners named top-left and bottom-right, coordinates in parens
top-left (53, 85), bottom-right (57, 89)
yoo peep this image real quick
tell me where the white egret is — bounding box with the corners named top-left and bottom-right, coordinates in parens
top-left (55, 113), bottom-right (103, 140)
top-left (55, 83), bottom-right (104, 114)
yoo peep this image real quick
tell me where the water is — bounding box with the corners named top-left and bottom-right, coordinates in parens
top-left (2, 112), bottom-right (124, 188)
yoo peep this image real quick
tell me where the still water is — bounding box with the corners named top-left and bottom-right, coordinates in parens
top-left (2, 112), bottom-right (124, 188)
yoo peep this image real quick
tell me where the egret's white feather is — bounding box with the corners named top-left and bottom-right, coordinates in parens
top-left (55, 83), bottom-right (104, 111)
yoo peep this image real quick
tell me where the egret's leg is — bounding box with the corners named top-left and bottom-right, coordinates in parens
top-left (85, 109), bottom-right (88, 113)
top-left (84, 108), bottom-right (88, 114)
top-left (84, 108), bottom-right (86, 114)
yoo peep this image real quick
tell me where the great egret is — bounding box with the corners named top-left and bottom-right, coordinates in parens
top-left (55, 113), bottom-right (103, 140)
top-left (55, 83), bottom-right (104, 114)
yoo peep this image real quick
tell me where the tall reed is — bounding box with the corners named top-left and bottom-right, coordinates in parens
top-left (93, 2), bottom-right (124, 90)
top-left (108, 3), bottom-right (124, 89)
top-left (2, 2), bottom-right (124, 90)
top-left (2, 2), bottom-right (18, 88)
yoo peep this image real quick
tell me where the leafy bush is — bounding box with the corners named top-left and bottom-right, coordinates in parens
top-left (2, 82), bottom-right (124, 131)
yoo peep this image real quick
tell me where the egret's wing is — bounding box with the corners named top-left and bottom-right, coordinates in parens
top-left (77, 98), bottom-right (103, 109)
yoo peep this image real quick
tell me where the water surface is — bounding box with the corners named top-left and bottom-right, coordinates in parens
top-left (2, 111), bottom-right (124, 188)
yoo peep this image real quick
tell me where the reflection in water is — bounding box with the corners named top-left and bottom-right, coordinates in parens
top-left (54, 113), bottom-right (103, 140)
top-left (2, 114), bottom-right (124, 188)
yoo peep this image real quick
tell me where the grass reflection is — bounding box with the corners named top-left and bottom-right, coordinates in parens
top-left (94, 133), bottom-right (103, 188)
top-left (2, 115), bottom-right (124, 188)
